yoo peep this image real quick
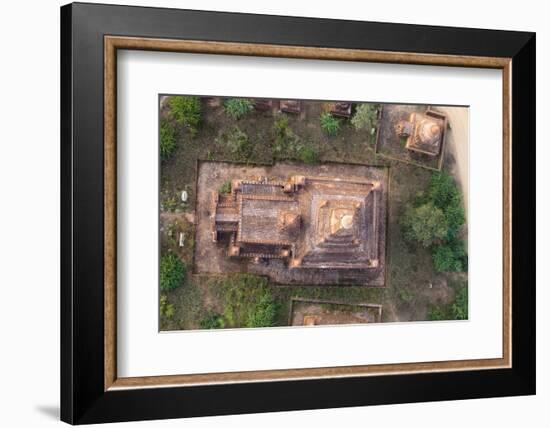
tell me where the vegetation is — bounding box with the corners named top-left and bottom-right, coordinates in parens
top-left (200, 311), bottom-right (225, 329)
top-left (215, 274), bottom-right (279, 328)
top-left (273, 115), bottom-right (299, 157)
top-left (224, 98), bottom-right (253, 120)
top-left (160, 253), bottom-right (186, 291)
top-left (224, 127), bottom-right (252, 160)
top-left (402, 172), bottom-right (467, 272)
top-left (351, 104), bottom-right (378, 132)
top-left (160, 119), bottom-right (177, 160)
top-left (218, 180), bottom-right (232, 194)
top-left (451, 286), bottom-right (468, 320)
top-left (427, 172), bottom-right (465, 240)
top-left (319, 112), bottom-right (341, 136)
top-left (428, 284), bottom-right (468, 320)
top-left (298, 146), bottom-right (318, 164)
top-left (160, 295), bottom-right (175, 319)
top-left (246, 293), bottom-right (279, 328)
top-left (432, 239), bottom-right (467, 273)
top-left (398, 288), bottom-right (414, 303)
top-left (401, 202), bottom-right (448, 247)
top-left (168, 96), bottom-right (201, 136)
top-left (272, 116), bottom-right (319, 163)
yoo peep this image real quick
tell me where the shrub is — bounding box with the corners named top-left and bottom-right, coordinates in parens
top-left (401, 202), bottom-right (448, 247)
top-left (168, 96), bottom-right (201, 135)
top-left (225, 127), bottom-right (252, 160)
top-left (160, 119), bottom-right (177, 160)
top-left (224, 98), bottom-right (253, 120)
top-left (218, 180), bottom-right (232, 194)
top-left (160, 253), bottom-right (186, 291)
top-left (432, 239), bottom-right (467, 273)
top-left (351, 104), bottom-right (378, 131)
top-left (219, 274), bottom-right (279, 328)
top-left (320, 112), bottom-right (341, 136)
top-left (160, 295), bottom-right (175, 319)
top-left (427, 305), bottom-right (447, 321)
top-left (273, 116), bottom-right (299, 158)
top-left (398, 288), bottom-right (414, 303)
top-left (246, 293), bottom-right (279, 328)
top-left (427, 284), bottom-right (468, 321)
top-left (272, 116), bottom-right (317, 164)
top-left (200, 311), bottom-right (225, 329)
top-left (428, 172), bottom-right (459, 209)
top-left (298, 146), bottom-right (318, 164)
top-left (451, 286), bottom-right (468, 320)
top-left (273, 115), bottom-right (290, 135)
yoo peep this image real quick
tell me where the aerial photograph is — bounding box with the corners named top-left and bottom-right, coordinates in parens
top-left (158, 95), bottom-right (468, 331)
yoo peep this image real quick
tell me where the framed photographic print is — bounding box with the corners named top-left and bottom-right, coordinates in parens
top-left (60, 2), bottom-right (536, 424)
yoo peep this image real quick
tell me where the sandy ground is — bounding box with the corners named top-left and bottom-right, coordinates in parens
top-left (439, 106), bottom-right (469, 217)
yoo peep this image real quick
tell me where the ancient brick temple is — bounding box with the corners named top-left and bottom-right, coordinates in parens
top-left (211, 174), bottom-right (385, 284)
top-left (395, 109), bottom-right (447, 156)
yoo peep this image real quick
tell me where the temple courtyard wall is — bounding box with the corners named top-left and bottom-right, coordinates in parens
top-left (194, 160), bottom-right (388, 286)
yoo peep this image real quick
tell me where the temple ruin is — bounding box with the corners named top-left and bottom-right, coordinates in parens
top-left (209, 171), bottom-right (386, 285)
top-left (395, 109), bottom-right (447, 157)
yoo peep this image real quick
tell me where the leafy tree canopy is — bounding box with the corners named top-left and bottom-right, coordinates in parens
top-left (402, 202), bottom-right (448, 248)
top-left (432, 239), bottom-right (467, 273)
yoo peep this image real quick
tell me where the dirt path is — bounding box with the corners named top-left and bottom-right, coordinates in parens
top-left (439, 107), bottom-right (469, 218)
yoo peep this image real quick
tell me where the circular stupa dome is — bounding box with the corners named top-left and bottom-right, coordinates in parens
top-left (340, 214), bottom-right (354, 230)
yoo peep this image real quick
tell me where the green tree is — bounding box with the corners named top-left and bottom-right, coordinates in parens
top-left (427, 172), bottom-right (465, 239)
top-left (351, 104), bottom-right (378, 131)
top-left (432, 239), bottom-right (467, 273)
top-left (168, 96), bottom-right (201, 135)
top-left (428, 172), bottom-right (460, 209)
top-left (224, 98), bottom-right (253, 120)
top-left (320, 112), bottom-right (341, 136)
top-left (401, 202), bottom-right (448, 247)
top-left (160, 253), bottom-right (186, 291)
top-left (160, 119), bottom-right (177, 160)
